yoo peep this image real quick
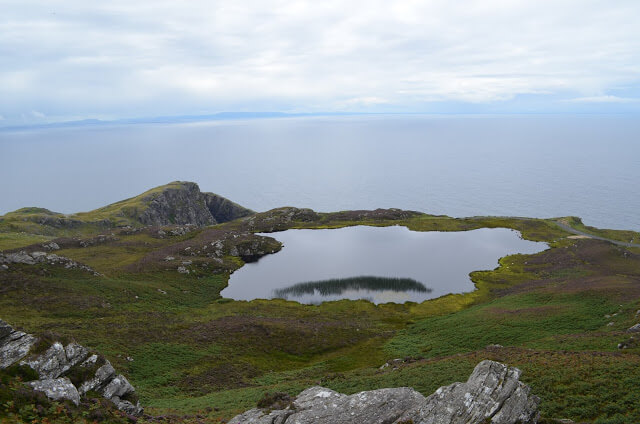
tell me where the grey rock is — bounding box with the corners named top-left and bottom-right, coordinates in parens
top-left (203, 191), bottom-right (254, 223)
top-left (1, 251), bottom-right (36, 265)
top-left (102, 374), bottom-right (143, 416)
top-left (102, 374), bottom-right (136, 399)
top-left (114, 400), bottom-right (144, 416)
top-left (231, 361), bottom-right (539, 424)
top-left (398, 360), bottom-right (539, 424)
top-left (231, 386), bottom-right (426, 424)
top-left (66, 342), bottom-right (90, 365)
top-left (80, 354), bottom-right (99, 366)
top-left (28, 377), bottom-right (81, 406)
top-left (627, 323), bottom-right (640, 332)
top-left (298, 387), bottom-right (425, 424)
top-left (137, 182), bottom-right (254, 227)
top-left (231, 408), bottom-right (292, 424)
top-left (42, 242), bottom-right (60, 250)
top-left (78, 362), bottom-right (116, 395)
top-left (1, 318), bottom-right (143, 415)
top-left (0, 319), bottom-right (13, 339)
top-left (0, 324), bottom-right (37, 369)
top-left (23, 341), bottom-right (89, 379)
top-left (0, 251), bottom-right (99, 275)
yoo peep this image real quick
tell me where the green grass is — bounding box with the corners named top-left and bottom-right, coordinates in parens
top-left (0, 232), bottom-right (55, 251)
top-left (386, 292), bottom-right (619, 358)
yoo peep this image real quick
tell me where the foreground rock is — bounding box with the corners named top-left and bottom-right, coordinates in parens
top-left (0, 318), bottom-right (142, 415)
top-left (231, 360), bottom-right (539, 424)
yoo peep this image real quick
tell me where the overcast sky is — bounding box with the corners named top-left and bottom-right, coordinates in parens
top-left (1, 0), bottom-right (640, 124)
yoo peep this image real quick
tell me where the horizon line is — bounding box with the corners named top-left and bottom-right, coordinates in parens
top-left (2, 110), bottom-right (639, 132)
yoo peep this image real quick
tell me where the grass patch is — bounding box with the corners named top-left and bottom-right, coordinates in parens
top-left (0, 232), bottom-right (55, 251)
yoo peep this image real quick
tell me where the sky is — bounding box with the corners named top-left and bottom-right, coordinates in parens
top-left (1, 0), bottom-right (640, 125)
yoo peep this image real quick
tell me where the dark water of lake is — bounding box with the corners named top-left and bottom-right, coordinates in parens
top-left (221, 226), bottom-right (548, 304)
top-left (1, 114), bottom-right (639, 231)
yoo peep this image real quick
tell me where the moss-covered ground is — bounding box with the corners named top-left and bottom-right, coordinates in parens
top-left (1, 207), bottom-right (640, 423)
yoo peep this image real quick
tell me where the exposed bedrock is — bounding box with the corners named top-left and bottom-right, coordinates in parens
top-left (0, 318), bottom-right (143, 415)
top-left (231, 360), bottom-right (539, 424)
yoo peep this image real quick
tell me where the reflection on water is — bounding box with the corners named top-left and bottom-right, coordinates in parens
top-left (274, 276), bottom-right (431, 303)
top-left (222, 225), bottom-right (548, 304)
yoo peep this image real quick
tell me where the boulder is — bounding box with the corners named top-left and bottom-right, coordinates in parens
top-left (78, 362), bottom-right (116, 395)
top-left (0, 320), bottom-right (37, 369)
top-left (398, 360), bottom-right (539, 424)
top-left (230, 360), bottom-right (539, 424)
top-left (101, 374), bottom-right (143, 415)
top-left (102, 374), bottom-right (136, 399)
top-left (22, 341), bottom-right (89, 379)
top-left (28, 377), bottom-right (81, 406)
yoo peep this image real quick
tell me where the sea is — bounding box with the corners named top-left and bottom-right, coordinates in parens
top-left (1, 114), bottom-right (638, 231)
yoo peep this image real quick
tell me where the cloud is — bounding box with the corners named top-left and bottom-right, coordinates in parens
top-left (566, 95), bottom-right (638, 103)
top-left (1, 0), bottom-right (640, 121)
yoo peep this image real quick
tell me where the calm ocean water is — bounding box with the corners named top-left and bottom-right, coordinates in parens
top-left (1, 114), bottom-right (638, 231)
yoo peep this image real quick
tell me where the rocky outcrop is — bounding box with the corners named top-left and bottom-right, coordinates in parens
top-left (138, 182), bottom-right (254, 226)
top-left (230, 360), bottom-right (539, 424)
top-left (0, 321), bottom-right (37, 369)
top-left (397, 360), bottom-right (539, 424)
top-left (0, 319), bottom-right (142, 415)
top-left (203, 192), bottom-right (254, 223)
top-left (0, 251), bottom-right (101, 275)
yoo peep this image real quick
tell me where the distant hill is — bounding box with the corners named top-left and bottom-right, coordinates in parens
top-left (0, 181), bottom-right (254, 236)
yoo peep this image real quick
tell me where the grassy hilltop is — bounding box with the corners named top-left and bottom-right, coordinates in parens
top-left (1, 182), bottom-right (640, 423)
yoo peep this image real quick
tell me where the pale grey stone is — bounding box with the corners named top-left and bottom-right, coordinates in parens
top-left (23, 341), bottom-right (88, 379)
top-left (115, 400), bottom-right (144, 416)
top-left (102, 374), bottom-right (135, 399)
top-left (78, 362), bottom-right (116, 395)
top-left (231, 408), bottom-right (292, 424)
top-left (28, 377), bottom-right (80, 406)
top-left (0, 329), bottom-right (37, 369)
top-left (230, 361), bottom-right (539, 424)
top-left (231, 386), bottom-right (425, 424)
top-left (397, 360), bottom-right (539, 424)
top-left (1, 318), bottom-right (143, 416)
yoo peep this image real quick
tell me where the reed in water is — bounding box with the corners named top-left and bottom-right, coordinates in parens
top-left (274, 275), bottom-right (431, 298)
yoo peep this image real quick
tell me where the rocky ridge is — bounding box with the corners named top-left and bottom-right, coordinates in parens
top-left (0, 319), bottom-right (142, 415)
top-left (136, 181), bottom-right (254, 226)
top-left (231, 360), bottom-right (539, 424)
top-left (0, 249), bottom-right (101, 275)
